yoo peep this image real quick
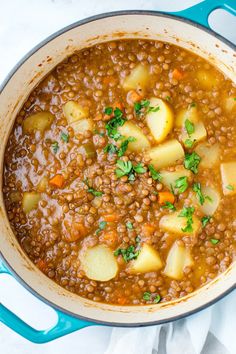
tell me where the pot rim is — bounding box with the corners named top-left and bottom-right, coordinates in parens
top-left (0, 10), bottom-right (235, 327)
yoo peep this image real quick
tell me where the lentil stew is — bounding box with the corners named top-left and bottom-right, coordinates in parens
top-left (3, 39), bottom-right (236, 305)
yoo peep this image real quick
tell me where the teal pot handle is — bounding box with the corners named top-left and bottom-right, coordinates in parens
top-left (170, 0), bottom-right (236, 28)
top-left (0, 259), bottom-right (93, 343)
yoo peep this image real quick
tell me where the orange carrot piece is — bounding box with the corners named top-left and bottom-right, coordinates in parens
top-left (37, 259), bottom-right (47, 271)
top-left (112, 101), bottom-right (123, 111)
top-left (142, 223), bottom-right (156, 237)
top-left (49, 174), bottom-right (65, 188)
top-left (158, 192), bottom-right (175, 205)
top-left (117, 297), bottom-right (127, 305)
top-left (102, 214), bottom-right (120, 222)
top-left (127, 90), bottom-right (142, 104)
top-left (172, 68), bottom-right (184, 80)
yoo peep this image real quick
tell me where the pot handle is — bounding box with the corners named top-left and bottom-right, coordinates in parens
top-left (0, 259), bottom-right (93, 343)
top-left (170, 0), bottom-right (236, 28)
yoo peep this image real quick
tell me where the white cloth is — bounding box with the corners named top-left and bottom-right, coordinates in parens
top-left (0, 1), bottom-right (235, 354)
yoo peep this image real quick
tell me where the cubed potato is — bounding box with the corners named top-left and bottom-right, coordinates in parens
top-left (220, 162), bottom-right (236, 196)
top-left (175, 105), bottom-right (199, 128)
top-left (23, 112), bottom-right (54, 134)
top-left (37, 176), bottom-right (48, 192)
top-left (195, 143), bottom-right (220, 168)
top-left (122, 64), bottom-right (150, 91)
top-left (196, 70), bottom-right (217, 90)
top-left (191, 185), bottom-right (221, 215)
top-left (71, 118), bottom-right (94, 134)
top-left (146, 139), bottom-right (185, 169)
top-left (81, 244), bottom-right (118, 281)
top-left (63, 101), bottom-right (89, 124)
top-left (129, 244), bottom-right (162, 274)
top-left (118, 121), bottom-right (150, 152)
top-left (159, 211), bottom-right (201, 236)
top-left (146, 97), bottom-right (174, 143)
top-left (224, 97), bottom-right (236, 112)
top-left (22, 192), bottom-right (41, 214)
top-left (161, 167), bottom-right (192, 191)
top-left (181, 121), bottom-right (207, 147)
top-left (164, 242), bottom-right (194, 280)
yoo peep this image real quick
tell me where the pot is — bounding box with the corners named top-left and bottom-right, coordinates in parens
top-left (0, 0), bottom-right (235, 343)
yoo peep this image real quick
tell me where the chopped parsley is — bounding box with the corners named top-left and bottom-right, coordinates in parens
top-left (184, 152), bottom-right (201, 174)
top-left (192, 183), bottom-right (205, 205)
top-left (226, 184), bottom-right (234, 191)
top-left (201, 216), bottom-right (211, 228)
top-left (95, 221), bottom-right (107, 235)
top-left (143, 292), bottom-right (151, 301)
top-left (154, 294), bottom-right (161, 303)
top-left (143, 292), bottom-right (161, 303)
top-left (190, 102), bottom-right (197, 107)
top-left (175, 176), bottom-right (189, 193)
top-left (133, 163), bottom-right (146, 174)
top-left (104, 143), bottom-right (118, 154)
top-left (118, 137), bottom-right (136, 157)
top-left (185, 119), bottom-right (195, 136)
top-left (179, 206), bottom-right (195, 233)
top-left (134, 99), bottom-right (150, 115)
top-left (148, 164), bottom-right (162, 181)
top-left (184, 139), bottom-right (194, 148)
top-left (147, 105), bottom-right (160, 113)
top-left (210, 238), bottom-right (219, 245)
top-left (114, 244), bottom-right (140, 262)
top-left (104, 107), bottom-right (113, 115)
top-left (126, 221), bottom-right (133, 230)
top-left (61, 132), bottom-right (69, 143)
top-left (94, 129), bottom-right (105, 136)
top-left (51, 141), bottom-right (59, 153)
top-left (84, 179), bottom-right (103, 197)
top-left (162, 201), bottom-right (176, 211)
top-left (115, 160), bottom-right (146, 180)
top-left (105, 107), bottom-right (126, 140)
top-left (165, 96), bottom-right (171, 101)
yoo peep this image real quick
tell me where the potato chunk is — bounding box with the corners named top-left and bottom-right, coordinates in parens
top-left (22, 192), bottom-right (41, 214)
top-left (81, 244), bottom-right (118, 281)
top-left (196, 70), bottom-right (217, 90)
top-left (192, 185), bottom-right (221, 215)
top-left (175, 105), bottom-right (199, 127)
top-left (181, 121), bottom-right (207, 147)
top-left (122, 64), bottom-right (150, 91)
top-left (164, 242), bottom-right (193, 280)
top-left (23, 112), bottom-right (54, 134)
top-left (118, 121), bottom-right (150, 152)
top-left (224, 96), bottom-right (236, 112)
top-left (37, 176), bottom-right (48, 192)
top-left (129, 244), bottom-right (162, 274)
top-left (146, 97), bottom-right (174, 143)
top-left (63, 101), bottom-right (89, 124)
top-left (195, 143), bottom-right (220, 168)
top-left (220, 162), bottom-right (236, 195)
top-left (159, 211), bottom-right (201, 236)
top-left (71, 118), bottom-right (94, 134)
top-left (161, 168), bottom-right (192, 191)
top-left (146, 139), bottom-right (184, 169)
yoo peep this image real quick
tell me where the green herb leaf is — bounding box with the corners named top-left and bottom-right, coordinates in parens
top-left (94, 129), bottom-right (105, 136)
top-left (179, 206), bottom-right (195, 232)
top-left (118, 137), bottom-right (136, 157)
top-left (190, 102), bottom-right (197, 107)
top-left (165, 96), bottom-right (171, 101)
top-left (115, 160), bottom-right (133, 178)
top-left (226, 184), bottom-right (234, 191)
top-left (135, 236), bottom-right (141, 243)
top-left (184, 139), bottom-right (194, 148)
top-left (143, 292), bottom-right (151, 301)
top-left (185, 119), bottom-right (195, 136)
top-left (104, 143), bottom-right (118, 154)
top-left (104, 107), bottom-right (113, 115)
top-left (126, 221), bottom-right (133, 230)
top-left (134, 99), bottom-right (150, 115)
top-left (61, 132), bottom-right (69, 143)
top-left (51, 141), bottom-right (59, 153)
top-left (96, 221), bottom-right (107, 235)
top-left (162, 201), bottom-right (176, 211)
top-left (133, 163), bottom-right (146, 174)
top-left (105, 108), bottom-right (126, 140)
top-left (147, 105), bottom-right (160, 113)
top-left (153, 294), bottom-right (161, 303)
top-left (114, 245), bottom-right (140, 262)
top-left (184, 152), bottom-right (201, 174)
top-left (84, 179), bottom-right (103, 197)
top-left (211, 238), bottom-right (219, 245)
top-left (175, 176), bottom-right (189, 194)
top-left (148, 164), bottom-right (162, 181)
top-left (193, 182), bottom-right (205, 205)
top-left (201, 216), bottom-right (211, 227)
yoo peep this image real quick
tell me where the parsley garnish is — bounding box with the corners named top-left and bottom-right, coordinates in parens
top-left (175, 176), bottom-right (189, 193)
top-left (184, 139), bottom-right (194, 148)
top-left (192, 183), bottom-right (205, 205)
top-left (126, 221), bottom-right (133, 230)
top-left (61, 132), bottom-right (69, 143)
top-left (226, 184), bottom-right (234, 191)
top-left (84, 179), bottom-right (103, 197)
top-left (185, 119), bottom-right (195, 136)
top-left (165, 96), bottom-right (171, 101)
top-left (104, 107), bottom-right (113, 115)
top-left (143, 292), bottom-right (161, 303)
top-left (201, 216), bottom-right (211, 227)
top-left (134, 99), bottom-right (150, 115)
top-left (143, 292), bottom-right (151, 301)
top-left (162, 201), bottom-right (176, 211)
top-left (115, 160), bottom-right (146, 180)
top-left (211, 238), bottom-right (219, 245)
top-left (105, 108), bottom-right (126, 140)
top-left (114, 245), bottom-right (140, 262)
top-left (94, 129), bottom-right (105, 136)
top-left (104, 143), bottom-right (118, 154)
top-left (133, 163), bottom-right (146, 174)
top-left (179, 206), bottom-right (195, 232)
top-left (148, 164), bottom-right (162, 181)
top-left (190, 102), bottom-right (197, 107)
top-left (184, 152), bottom-right (201, 174)
top-left (118, 137), bottom-right (136, 157)
top-left (154, 294), bottom-right (161, 303)
top-left (51, 141), bottom-right (59, 153)
top-left (147, 105), bottom-right (160, 113)
top-left (96, 221), bottom-right (107, 235)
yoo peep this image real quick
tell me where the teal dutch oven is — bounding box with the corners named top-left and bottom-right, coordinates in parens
top-left (0, 0), bottom-right (235, 343)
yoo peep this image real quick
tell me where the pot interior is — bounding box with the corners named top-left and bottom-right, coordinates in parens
top-left (0, 12), bottom-right (235, 325)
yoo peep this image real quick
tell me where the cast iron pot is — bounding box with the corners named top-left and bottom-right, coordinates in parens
top-left (0, 0), bottom-right (235, 343)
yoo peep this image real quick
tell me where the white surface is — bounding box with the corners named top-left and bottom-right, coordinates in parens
top-left (0, 0), bottom-right (235, 353)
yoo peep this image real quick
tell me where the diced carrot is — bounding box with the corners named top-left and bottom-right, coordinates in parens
top-left (142, 223), bottom-right (156, 237)
top-left (158, 192), bottom-right (175, 205)
top-left (102, 214), bottom-right (120, 222)
top-left (94, 113), bottom-right (103, 121)
top-left (112, 101), bottom-right (123, 111)
top-left (127, 90), bottom-right (142, 104)
top-left (49, 174), bottom-right (65, 188)
top-left (37, 259), bottom-right (47, 272)
top-left (117, 297), bottom-right (127, 305)
top-left (64, 221), bottom-right (88, 242)
top-left (101, 230), bottom-right (118, 246)
top-left (172, 68), bottom-right (184, 80)
top-left (103, 76), bottom-right (117, 86)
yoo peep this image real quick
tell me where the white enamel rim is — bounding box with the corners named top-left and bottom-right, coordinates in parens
top-left (0, 11), bottom-right (235, 326)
